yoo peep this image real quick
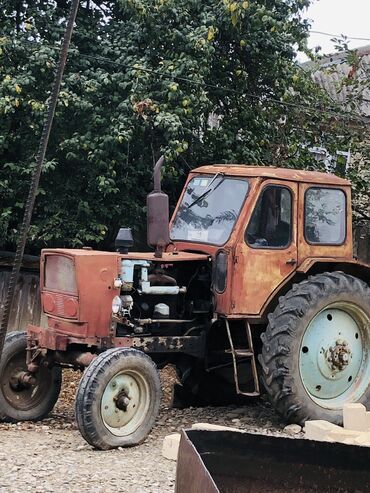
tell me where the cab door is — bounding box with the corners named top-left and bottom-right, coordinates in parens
top-left (230, 181), bottom-right (298, 316)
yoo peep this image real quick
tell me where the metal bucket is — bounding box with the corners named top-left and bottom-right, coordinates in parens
top-left (175, 429), bottom-right (370, 493)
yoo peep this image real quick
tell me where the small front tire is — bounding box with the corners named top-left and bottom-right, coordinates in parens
top-left (75, 348), bottom-right (161, 450)
top-left (0, 331), bottom-right (62, 421)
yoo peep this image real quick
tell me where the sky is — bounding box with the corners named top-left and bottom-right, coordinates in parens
top-left (298, 0), bottom-right (370, 61)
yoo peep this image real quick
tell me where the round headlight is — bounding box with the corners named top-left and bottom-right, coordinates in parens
top-left (112, 295), bottom-right (122, 314)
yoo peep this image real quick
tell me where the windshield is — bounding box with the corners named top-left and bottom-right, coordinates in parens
top-left (170, 176), bottom-right (249, 245)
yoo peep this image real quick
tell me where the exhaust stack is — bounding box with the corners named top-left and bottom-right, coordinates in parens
top-left (147, 155), bottom-right (170, 258)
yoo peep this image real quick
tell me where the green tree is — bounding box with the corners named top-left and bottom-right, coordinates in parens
top-left (0, 0), bottom-right (367, 252)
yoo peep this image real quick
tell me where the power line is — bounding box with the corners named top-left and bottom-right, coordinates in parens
top-left (309, 30), bottom-right (370, 42)
top-left (6, 37), bottom-right (369, 125)
top-left (93, 56), bottom-right (368, 123)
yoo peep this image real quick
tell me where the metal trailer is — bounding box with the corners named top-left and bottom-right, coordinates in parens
top-left (175, 428), bottom-right (370, 493)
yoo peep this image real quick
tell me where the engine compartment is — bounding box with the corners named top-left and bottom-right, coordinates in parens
top-left (113, 258), bottom-right (213, 338)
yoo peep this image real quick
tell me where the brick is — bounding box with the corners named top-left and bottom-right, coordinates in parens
top-left (162, 433), bottom-right (181, 461)
top-left (304, 420), bottom-right (342, 442)
top-left (343, 403), bottom-right (367, 431)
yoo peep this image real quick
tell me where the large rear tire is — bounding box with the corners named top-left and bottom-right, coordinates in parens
top-left (75, 348), bottom-right (161, 450)
top-left (0, 331), bottom-right (62, 421)
top-left (259, 272), bottom-right (370, 425)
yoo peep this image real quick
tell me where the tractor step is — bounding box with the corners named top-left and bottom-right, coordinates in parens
top-left (225, 349), bottom-right (254, 357)
top-left (224, 319), bottom-right (260, 397)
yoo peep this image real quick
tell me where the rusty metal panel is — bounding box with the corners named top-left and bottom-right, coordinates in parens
top-left (192, 165), bottom-right (350, 186)
top-left (230, 180), bottom-right (299, 316)
top-left (0, 268), bottom-right (43, 331)
top-left (354, 224), bottom-right (370, 264)
top-left (175, 430), bottom-right (218, 493)
top-left (176, 429), bottom-right (370, 493)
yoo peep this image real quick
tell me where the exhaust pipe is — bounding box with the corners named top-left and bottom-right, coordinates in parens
top-left (147, 155), bottom-right (170, 257)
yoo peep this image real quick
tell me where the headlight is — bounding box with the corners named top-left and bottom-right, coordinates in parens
top-left (112, 295), bottom-right (123, 314)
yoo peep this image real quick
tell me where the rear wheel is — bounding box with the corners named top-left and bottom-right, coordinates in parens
top-left (0, 331), bottom-right (62, 421)
top-left (75, 348), bottom-right (161, 450)
top-left (259, 272), bottom-right (370, 424)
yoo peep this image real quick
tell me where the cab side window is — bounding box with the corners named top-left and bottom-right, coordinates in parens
top-left (246, 186), bottom-right (292, 248)
top-left (305, 188), bottom-right (346, 244)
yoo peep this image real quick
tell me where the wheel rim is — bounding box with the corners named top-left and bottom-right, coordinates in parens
top-left (1, 349), bottom-right (54, 411)
top-left (299, 302), bottom-right (370, 409)
top-left (101, 370), bottom-right (150, 437)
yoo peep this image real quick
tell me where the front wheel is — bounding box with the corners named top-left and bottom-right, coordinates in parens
top-left (0, 331), bottom-right (62, 421)
top-left (75, 348), bottom-right (161, 450)
top-left (259, 272), bottom-right (370, 425)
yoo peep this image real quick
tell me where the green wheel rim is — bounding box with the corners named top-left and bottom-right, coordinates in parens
top-left (299, 302), bottom-right (370, 409)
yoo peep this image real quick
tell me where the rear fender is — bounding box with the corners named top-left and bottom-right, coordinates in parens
top-left (259, 258), bottom-right (370, 322)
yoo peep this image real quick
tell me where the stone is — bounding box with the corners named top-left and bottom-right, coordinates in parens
top-left (231, 408), bottom-right (247, 415)
top-left (162, 433), bottom-right (181, 461)
top-left (283, 424), bottom-right (302, 435)
top-left (343, 403), bottom-right (367, 431)
top-left (304, 420), bottom-right (342, 442)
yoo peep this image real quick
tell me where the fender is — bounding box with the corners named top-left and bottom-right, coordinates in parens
top-left (257, 257), bottom-right (370, 321)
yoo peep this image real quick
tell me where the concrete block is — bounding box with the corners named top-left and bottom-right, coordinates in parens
top-left (354, 432), bottom-right (370, 447)
top-left (343, 403), bottom-right (367, 431)
top-left (328, 428), bottom-right (362, 445)
top-left (304, 420), bottom-right (342, 442)
top-left (162, 433), bottom-right (181, 461)
top-left (191, 423), bottom-right (243, 432)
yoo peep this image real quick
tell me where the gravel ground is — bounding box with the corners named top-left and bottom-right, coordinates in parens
top-left (0, 367), bottom-right (298, 493)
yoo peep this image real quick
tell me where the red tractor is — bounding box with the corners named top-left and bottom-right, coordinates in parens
top-left (0, 158), bottom-right (369, 449)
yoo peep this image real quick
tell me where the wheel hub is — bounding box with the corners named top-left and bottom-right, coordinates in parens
top-left (326, 339), bottom-right (351, 372)
top-left (114, 391), bottom-right (130, 411)
top-left (9, 370), bottom-right (37, 390)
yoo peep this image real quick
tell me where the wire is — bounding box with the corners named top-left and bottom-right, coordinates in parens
top-left (61, 51), bottom-right (370, 125)
top-left (5, 37), bottom-right (369, 125)
top-left (309, 30), bottom-right (370, 42)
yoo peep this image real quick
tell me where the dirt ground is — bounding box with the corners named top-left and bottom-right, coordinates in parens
top-left (0, 367), bottom-right (295, 493)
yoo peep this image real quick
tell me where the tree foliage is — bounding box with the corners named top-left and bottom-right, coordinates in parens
top-left (0, 0), bottom-right (367, 252)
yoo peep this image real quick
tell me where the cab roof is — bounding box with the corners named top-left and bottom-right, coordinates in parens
top-left (192, 165), bottom-right (350, 186)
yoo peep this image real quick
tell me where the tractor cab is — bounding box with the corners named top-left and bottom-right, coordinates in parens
top-left (170, 164), bottom-right (355, 318)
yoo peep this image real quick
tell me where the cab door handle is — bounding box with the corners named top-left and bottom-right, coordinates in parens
top-left (286, 258), bottom-right (297, 266)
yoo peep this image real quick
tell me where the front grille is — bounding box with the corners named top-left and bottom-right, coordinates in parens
top-left (54, 292), bottom-right (66, 316)
top-left (42, 291), bottom-right (79, 319)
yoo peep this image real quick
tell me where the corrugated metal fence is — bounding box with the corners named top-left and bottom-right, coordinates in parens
top-left (0, 252), bottom-right (44, 332)
top-left (0, 229), bottom-right (369, 332)
top-left (354, 223), bottom-right (370, 264)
